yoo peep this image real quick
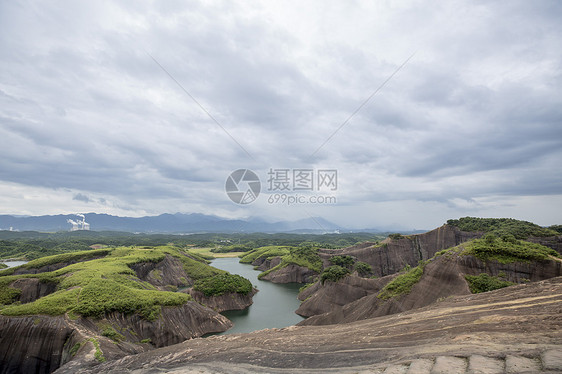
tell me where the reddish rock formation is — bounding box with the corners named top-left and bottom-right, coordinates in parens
top-left (324, 224), bottom-right (482, 277)
top-left (295, 275), bottom-right (391, 317)
top-left (299, 251), bottom-right (562, 326)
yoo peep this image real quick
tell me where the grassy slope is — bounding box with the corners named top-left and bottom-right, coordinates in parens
top-left (239, 246), bottom-right (292, 264)
top-left (239, 246), bottom-right (323, 280)
top-left (0, 246), bottom-right (232, 320)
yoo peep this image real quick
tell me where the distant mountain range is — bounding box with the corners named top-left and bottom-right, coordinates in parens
top-left (0, 213), bottom-right (350, 234)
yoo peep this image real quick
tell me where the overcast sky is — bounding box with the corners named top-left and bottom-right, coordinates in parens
top-left (1, 1), bottom-right (561, 230)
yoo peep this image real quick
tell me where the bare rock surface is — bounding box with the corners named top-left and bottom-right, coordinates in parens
top-left (10, 277), bottom-right (58, 303)
top-left (260, 264), bottom-right (317, 283)
top-left (0, 316), bottom-right (77, 374)
top-left (187, 289), bottom-right (257, 313)
top-left (55, 276), bottom-right (562, 374)
top-left (130, 254), bottom-right (191, 288)
top-left (295, 275), bottom-right (391, 317)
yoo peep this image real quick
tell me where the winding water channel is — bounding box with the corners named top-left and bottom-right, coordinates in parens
top-left (211, 257), bottom-right (304, 334)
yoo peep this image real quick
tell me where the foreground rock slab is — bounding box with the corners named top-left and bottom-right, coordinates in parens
top-left (55, 277), bottom-right (562, 374)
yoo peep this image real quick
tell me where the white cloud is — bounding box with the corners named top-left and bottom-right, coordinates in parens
top-left (0, 0), bottom-right (561, 228)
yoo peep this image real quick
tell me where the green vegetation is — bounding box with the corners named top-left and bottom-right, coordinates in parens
top-left (239, 246), bottom-right (291, 264)
top-left (0, 231), bottom-right (387, 262)
top-left (0, 263), bottom-right (7, 269)
top-left (0, 281), bottom-right (21, 304)
top-left (329, 255), bottom-right (355, 269)
top-left (447, 217), bottom-right (557, 239)
top-left (257, 246), bottom-right (323, 279)
top-left (463, 234), bottom-right (560, 263)
top-left (0, 246), bottom-right (243, 319)
top-left (355, 261), bottom-right (372, 277)
top-left (140, 338), bottom-right (151, 344)
top-left (299, 282), bottom-right (315, 293)
top-left (388, 233), bottom-right (404, 240)
top-left (69, 341), bottom-right (85, 357)
top-left (89, 338), bottom-right (106, 362)
top-left (320, 265), bottom-right (350, 284)
top-left (327, 256), bottom-right (372, 278)
top-left (378, 265), bottom-right (424, 300)
top-left (465, 273), bottom-right (514, 293)
top-left (193, 273), bottom-right (253, 296)
top-left (101, 326), bottom-right (125, 342)
top-left (286, 246), bottom-right (323, 272)
top-left (550, 225), bottom-right (562, 234)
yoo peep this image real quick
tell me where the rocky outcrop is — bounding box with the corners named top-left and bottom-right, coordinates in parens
top-left (0, 299), bottom-right (232, 374)
top-left (253, 256), bottom-right (282, 272)
top-left (130, 254), bottom-right (190, 288)
top-left (299, 251), bottom-right (562, 326)
top-left (53, 277), bottom-right (562, 374)
top-left (187, 289), bottom-right (257, 313)
top-left (10, 277), bottom-right (58, 303)
top-left (320, 224), bottom-right (481, 278)
top-left (101, 302), bottom-right (232, 347)
top-left (0, 316), bottom-right (79, 374)
top-left (295, 275), bottom-right (392, 317)
top-left (260, 264), bottom-right (317, 283)
top-left (458, 254), bottom-right (562, 282)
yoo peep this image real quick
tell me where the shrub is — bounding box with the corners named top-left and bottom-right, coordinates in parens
top-left (329, 255), bottom-right (355, 269)
top-left (69, 341), bottom-right (84, 357)
top-left (447, 217), bottom-right (557, 238)
top-left (550, 225), bottom-right (562, 234)
top-left (465, 273), bottom-right (514, 293)
top-left (101, 326), bottom-right (125, 342)
top-left (465, 237), bottom-right (560, 263)
top-left (354, 261), bottom-right (372, 277)
top-left (0, 286), bottom-right (21, 305)
top-left (193, 273), bottom-right (253, 296)
top-left (320, 266), bottom-right (350, 284)
top-left (388, 233), bottom-right (404, 240)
